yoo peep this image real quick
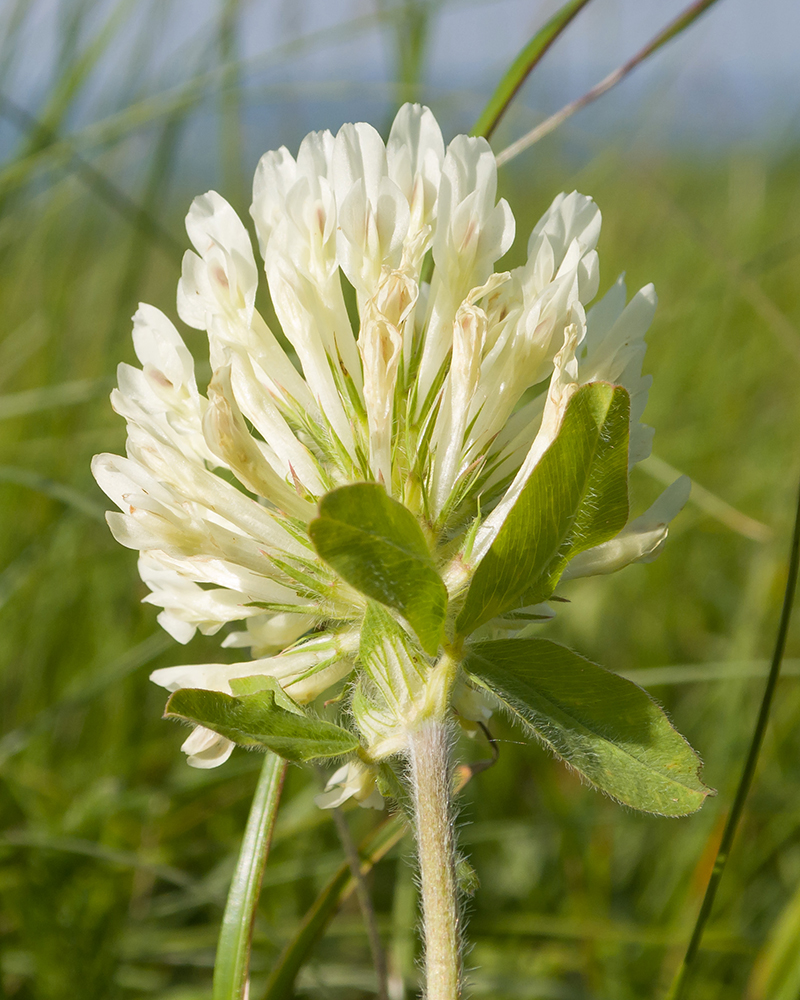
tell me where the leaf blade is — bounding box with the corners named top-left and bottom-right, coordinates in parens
top-left (165, 685), bottom-right (359, 762)
top-left (309, 483), bottom-right (447, 655)
top-left (465, 637), bottom-right (712, 816)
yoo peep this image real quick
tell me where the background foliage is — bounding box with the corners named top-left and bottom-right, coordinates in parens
top-left (1, 1), bottom-right (799, 998)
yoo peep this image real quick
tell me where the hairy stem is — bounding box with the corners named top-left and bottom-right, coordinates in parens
top-left (407, 720), bottom-right (460, 1000)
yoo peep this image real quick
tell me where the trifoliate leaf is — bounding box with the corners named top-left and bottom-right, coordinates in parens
top-left (457, 382), bottom-right (630, 636)
top-left (464, 637), bottom-right (713, 816)
top-left (309, 483), bottom-right (447, 655)
top-left (164, 685), bottom-right (359, 762)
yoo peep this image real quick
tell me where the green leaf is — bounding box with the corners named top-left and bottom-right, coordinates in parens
top-left (229, 674), bottom-right (304, 713)
top-left (457, 382), bottom-right (630, 635)
top-left (164, 685), bottom-right (359, 763)
top-left (471, 0), bottom-right (594, 140)
top-left (464, 637), bottom-right (712, 816)
top-left (309, 483), bottom-right (447, 655)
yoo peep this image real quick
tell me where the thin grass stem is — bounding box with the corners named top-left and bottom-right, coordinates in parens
top-left (495, 0), bottom-right (724, 167)
top-left (665, 471), bottom-right (800, 999)
top-left (261, 814), bottom-right (407, 1000)
top-left (470, 0), bottom-right (594, 140)
top-left (330, 806), bottom-right (390, 1000)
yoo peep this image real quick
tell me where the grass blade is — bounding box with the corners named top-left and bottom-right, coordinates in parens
top-left (17, 0), bottom-right (134, 160)
top-left (665, 471), bottom-right (800, 999)
top-left (218, 0), bottom-right (244, 209)
top-left (0, 830), bottom-right (194, 889)
top-left (0, 4), bottom-right (414, 202)
top-left (495, 0), bottom-right (724, 166)
top-left (213, 752), bottom-right (287, 1000)
top-left (261, 813), bottom-right (407, 1000)
top-left (0, 93), bottom-right (183, 255)
top-left (0, 631), bottom-right (173, 767)
top-left (622, 659), bottom-right (800, 688)
top-left (470, 0), bottom-right (594, 140)
top-left (642, 454), bottom-right (772, 543)
top-left (0, 465), bottom-right (107, 521)
top-left (0, 378), bottom-right (108, 420)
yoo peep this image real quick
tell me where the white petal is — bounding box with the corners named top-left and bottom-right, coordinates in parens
top-left (527, 191), bottom-right (601, 264)
top-left (471, 324), bottom-right (581, 565)
top-left (203, 365), bottom-right (314, 519)
top-left (251, 146), bottom-right (298, 254)
top-left (315, 761), bottom-right (384, 810)
top-left (221, 612), bottom-right (316, 656)
top-left (387, 103), bottom-right (444, 231)
top-left (562, 476), bottom-right (691, 581)
top-left (417, 135), bottom-right (516, 412)
top-left (132, 304), bottom-right (197, 392)
top-left (180, 726), bottom-right (235, 769)
top-left (333, 121), bottom-right (388, 208)
top-left (156, 610), bottom-right (196, 644)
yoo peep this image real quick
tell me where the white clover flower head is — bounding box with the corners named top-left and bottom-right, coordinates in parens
top-left (93, 104), bottom-right (689, 797)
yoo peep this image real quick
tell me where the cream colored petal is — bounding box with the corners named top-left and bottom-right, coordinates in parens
top-left (203, 365), bottom-right (314, 520)
top-left (561, 476), bottom-right (691, 581)
top-left (180, 727), bottom-right (236, 769)
top-left (470, 324), bottom-right (580, 565)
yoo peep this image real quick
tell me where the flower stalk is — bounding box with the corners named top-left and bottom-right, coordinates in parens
top-left (408, 720), bottom-right (460, 1000)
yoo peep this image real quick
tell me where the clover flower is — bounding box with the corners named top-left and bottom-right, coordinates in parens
top-left (92, 103), bottom-right (689, 791)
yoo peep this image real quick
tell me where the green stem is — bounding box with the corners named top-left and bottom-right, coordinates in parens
top-left (666, 472), bottom-right (800, 1000)
top-left (408, 720), bottom-right (460, 1000)
top-left (470, 0), bottom-right (594, 140)
top-left (213, 752), bottom-right (287, 1000)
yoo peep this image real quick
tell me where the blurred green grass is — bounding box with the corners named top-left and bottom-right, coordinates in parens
top-left (1, 2), bottom-right (800, 999)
